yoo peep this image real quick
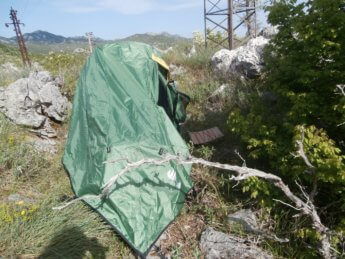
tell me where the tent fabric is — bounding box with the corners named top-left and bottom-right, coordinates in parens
top-left (63, 42), bottom-right (192, 256)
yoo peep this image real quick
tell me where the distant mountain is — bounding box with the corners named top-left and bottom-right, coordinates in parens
top-left (5, 30), bottom-right (106, 45)
top-left (20, 30), bottom-right (66, 44)
top-left (0, 30), bottom-right (191, 52)
top-left (120, 32), bottom-right (191, 48)
top-left (0, 36), bottom-right (14, 44)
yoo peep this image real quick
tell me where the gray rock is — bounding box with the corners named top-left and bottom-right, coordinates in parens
top-left (147, 232), bottom-right (170, 259)
top-left (7, 193), bottom-right (35, 203)
top-left (259, 26), bottom-right (279, 39)
top-left (169, 64), bottom-right (186, 77)
top-left (38, 81), bottom-right (70, 122)
top-left (200, 227), bottom-right (273, 259)
top-left (0, 77), bottom-right (47, 127)
top-left (165, 47), bottom-right (173, 53)
top-left (30, 120), bottom-right (57, 138)
top-left (30, 70), bottom-right (53, 83)
top-left (228, 209), bottom-right (260, 234)
top-left (146, 255), bottom-right (171, 259)
top-left (208, 84), bottom-right (229, 102)
top-left (0, 70), bottom-right (70, 135)
top-left (187, 45), bottom-right (197, 58)
top-left (228, 209), bottom-right (289, 243)
top-left (73, 48), bottom-right (86, 53)
top-left (29, 137), bottom-right (57, 154)
top-left (211, 36), bottom-right (269, 79)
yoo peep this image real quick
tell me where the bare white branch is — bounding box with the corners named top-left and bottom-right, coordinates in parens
top-left (295, 128), bottom-right (315, 172)
top-left (53, 195), bottom-right (101, 210)
top-left (336, 84), bottom-right (345, 97)
top-left (337, 121), bottom-right (345, 127)
top-left (272, 199), bottom-right (302, 211)
top-left (54, 153), bottom-right (332, 258)
top-left (336, 85), bottom-right (345, 127)
top-left (234, 149), bottom-right (247, 167)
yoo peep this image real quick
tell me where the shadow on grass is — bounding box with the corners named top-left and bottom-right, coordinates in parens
top-left (38, 226), bottom-right (108, 259)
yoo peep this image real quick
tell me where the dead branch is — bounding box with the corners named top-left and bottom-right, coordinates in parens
top-left (336, 85), bottom-right (345, 127)
top-left (295, 128), bottom-right (315, 173)
top-left (336, 84), bottom-right (345, 97)
top-left (234, 149), bottom-right (247, 167)
top-left (54, 152), bottom-right (332, 258)
top-left (292, 127), bottom-right (332, 258)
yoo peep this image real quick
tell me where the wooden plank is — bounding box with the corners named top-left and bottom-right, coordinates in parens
top-left (189, 127), bottom-right (224, 145)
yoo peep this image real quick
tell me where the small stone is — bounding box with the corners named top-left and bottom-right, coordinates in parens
top-left (259, 26), bottom-right (279, 39)
top-left (7, 193), bottom-right (35, 204)
top-left (169, 64), bottom-right (186, 77)
top-left (30, 119), bottom-right (57, 138)
top-left (29, 138), bottom-right (57, 154)
top-left (200, 227), bottom-right (273, 259)
top-left (187, 45), bottom-right (197, 58)
top-left (73, 48), bottom-right (86, 53)
top-left (228, 209), bottom-right (260, 234)
top-left (208, 84), bottom-right (229, 102)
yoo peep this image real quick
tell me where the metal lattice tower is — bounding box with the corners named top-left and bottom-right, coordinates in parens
top-left (5, 7), bottom-right (31, 67)
top-left (204, 0), bottom-right (257, 49)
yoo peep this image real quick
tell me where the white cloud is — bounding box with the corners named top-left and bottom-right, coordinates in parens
top-left (57, 0), bottom-right (201, 14)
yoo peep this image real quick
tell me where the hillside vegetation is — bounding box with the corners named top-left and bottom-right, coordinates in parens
top-left (0, 0), bottom-right (344, 258)
top-left (0, 43), bottom-right (20, 65)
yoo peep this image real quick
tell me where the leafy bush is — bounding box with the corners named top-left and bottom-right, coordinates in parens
top-left (227, 0), bottom-right (345, 255)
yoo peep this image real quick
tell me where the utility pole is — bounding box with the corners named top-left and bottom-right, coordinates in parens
top-left (204, 0), bottom-right (257, 49)
top-left (5, 7), bottom-right (31, 67)
top-left (85, 32), bottom-right (94, 53)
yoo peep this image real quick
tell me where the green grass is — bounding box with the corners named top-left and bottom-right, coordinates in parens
top-left (33, 52), bottom-right (88, 99)
top-left (0, 43), bottom-right (26, 86)
top-left (163, 43), bottom-right (219, 70)
top-left (0, 114), bottom-right (132, 257)
top-left (0, 200), bottom-right (131, 258)
top-left (0, 114), bottom-right (48, 179)
top-left (0, 43), bottom-right (21, 66)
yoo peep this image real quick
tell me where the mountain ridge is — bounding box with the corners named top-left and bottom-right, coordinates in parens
top-left (0, 30), bottom-right (191, 46)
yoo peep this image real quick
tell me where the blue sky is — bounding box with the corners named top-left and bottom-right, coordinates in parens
top-left (0, 0), bottom-right (268, 40)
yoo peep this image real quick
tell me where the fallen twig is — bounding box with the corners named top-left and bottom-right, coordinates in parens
top-left (54, 151), bottom-right (332, 258)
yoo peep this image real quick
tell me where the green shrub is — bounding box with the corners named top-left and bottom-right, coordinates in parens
top-left (227, 0), bottom-right (345, 255)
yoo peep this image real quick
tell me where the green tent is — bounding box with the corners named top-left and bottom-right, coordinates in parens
top-left (63, 42), bottom-right (192, 256)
